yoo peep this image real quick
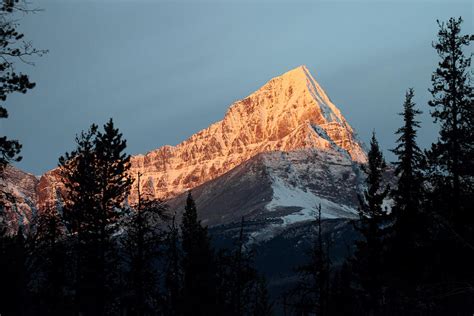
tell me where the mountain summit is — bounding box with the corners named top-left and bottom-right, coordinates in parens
top-left (128, 65), bottom-right (366, 201)
top-left (3, 65), bottom-right (367, 232)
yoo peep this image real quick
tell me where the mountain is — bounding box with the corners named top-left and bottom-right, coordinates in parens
top-left (167, 148), bottom-right (365, 242)
top-left (1, 65), bottom-right (367, 233)
top-left (0, 165), bottom-right (39, 233)
top-left (127, 65), bottom-right (365, 203)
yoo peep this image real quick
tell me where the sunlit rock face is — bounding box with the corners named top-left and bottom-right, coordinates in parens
top-left (128, 66), bottom-right (366, 202)
top-left (0, 165), bottom-right (39, 234)
top-left (3, 65), bottom-right (367, 230)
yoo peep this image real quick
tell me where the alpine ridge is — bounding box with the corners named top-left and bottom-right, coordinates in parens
top-left (2, 65), bottom-right (367, 231)
top-left (127, 65), bottom-right (366, 202)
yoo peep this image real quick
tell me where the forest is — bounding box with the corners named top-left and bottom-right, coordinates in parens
top-left (0, 1), bottom-right (473, 315)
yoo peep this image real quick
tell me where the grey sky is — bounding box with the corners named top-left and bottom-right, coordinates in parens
top-left (1, 0), bottom-right (472, 175)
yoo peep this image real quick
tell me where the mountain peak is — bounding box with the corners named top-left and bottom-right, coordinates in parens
top-left (32, 66), bottom-right (367, 206)
top-left (126, 66), bottom-right (367, 199)
top-left (239, 65), bottom-right (346, 126)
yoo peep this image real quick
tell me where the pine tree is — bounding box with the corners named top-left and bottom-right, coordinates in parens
top-left (427, 17), bottom-right (473, 222)
top-left (215, 217), bottom-right (258, 315)
top-left (180, 191), bottom-right (217, 316)
top-left (291, 204), bottom-right (331, 316)
top-left (352, 132), bottom-right (390, 315)
top-left (253, 276), bottom-right (273, 316)
top-left (424, 17), bottom-right (474, 314)
top-left (122, 172), bottom-right (168, 315)
top-left (391, 88), bottom-right (424, 219)
top-left (59, 124), bottom-right (101, 315)
top-left (0, 226), bottom-right (29, 316)
top-left (387, 89), bottom-right (428, 312)
top-left (328, 262), bottom-right (357, 316)
top-left (32, 202), bottom-right (69, 315)
top-left (0, 1), bottom-right (46, 172)
top-left (59, 119), bottom-right (132, 315)
top-left (94, 118), bottom-right (133, 313)
top-left (163, 214), bottom-right (183, 316)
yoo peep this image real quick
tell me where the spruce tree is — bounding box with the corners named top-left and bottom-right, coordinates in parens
top-left (32, 202), bottom-right (69, 315)
top-left (163, 214), bottom-right (183, 316)
top-left (122, 172), bottom-right (168, 315)
top-left (387, 89), bottom-right (428, 312)
top-left (215, 217), bottom-right (258, 315)
top-left (59, 125), bottom-right (100, 315)
top-left (59, 119), bottom-right (132, 315)
top-left (425, 17), bottom-right (474, 313)
top-left (180, 191), bottom-right (216, 316)
top-left (0, 1), bottom-right (46, 172)
top-left (391, 88), bottom-right (424, 219)
top-left (253, 276), bottom-right (273, 316)
top-left (290, 204), bottom-right (331, 315)
top-left (427, 17), bottom-right (473, 222)
top-left (352, 132), bottom-right (390, 315)
top-left (0, 226), bottom-right (28, 315)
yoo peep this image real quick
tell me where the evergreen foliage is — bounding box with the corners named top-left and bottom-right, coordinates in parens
top-left (59, 119), bottom-right (132, 315)
top-left (121, 172), bottom-right (168, 315)
top-left (351, 132), bottom-right (390, 315)
top-left (180, 191), bottom-right (217, 316)
top-left (0, 0), bottom-right (46, 172)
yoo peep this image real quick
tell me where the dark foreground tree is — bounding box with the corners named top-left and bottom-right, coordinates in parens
top-left (253, 276), bottom-right (273, 316)
top-left (121, 172), bottom-right (168, 315)
top-left (180, 192), bottom-right (217, 316)
top-left (288, 204), bottom-right (331, 316)
top-left (424, 17), bottom-right (474, 314)
top-left (30, 203), bottom-right (70, 315)
top-left (0, 5), bottom-right (46, 312)
top-left (386, 88), bottom-right (430, 312)
top-left (163, 214), bottom-right (183, 316)
top-left (216, 217), bottom-right (259, 315)
top-left (0, 0), bottom-right (46, 172)
top-left (351, 132), bottom-right (390, 315)
top-left (427, 16), bottom-right (473, 223)
top-left (59, 119), bottom-right (132, 315)
top-left (0, 226), bottom-right (29, 315)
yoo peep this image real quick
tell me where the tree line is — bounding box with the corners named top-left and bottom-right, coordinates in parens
top-left (1, 118), bottom-right (273, 315)
top-left (284, 17), bottom-right (473, 316)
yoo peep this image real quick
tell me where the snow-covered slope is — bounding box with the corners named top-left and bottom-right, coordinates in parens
top-left (166, 148), bottom-right (364, 242)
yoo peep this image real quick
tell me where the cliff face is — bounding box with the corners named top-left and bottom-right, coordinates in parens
top-left (2, 65), bottom-right (367, 230)
top-left (0, 165), bottom-right (39, 233)
top-left (127, 65), bottom-right (366, 202)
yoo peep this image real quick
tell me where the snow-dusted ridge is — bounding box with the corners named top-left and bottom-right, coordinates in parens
top-left (3, 65), bottom-right (368, 233)
top-left (123, 65), bottom-right (367, 203)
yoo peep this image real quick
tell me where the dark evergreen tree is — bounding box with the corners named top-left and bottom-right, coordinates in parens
top-left (31, 202), bottom-right (70, 315)
top-left (215, 217), bottom-right (258, 315)
top-left (290, 204), bottom-right (331, 316)
top-left (0, 0), bottom-right (46, 172)
top-left (59, 125), bottom-right (100, 315)
top-left (59, 119), bottom-right (132, 315)
top-left (427, 17), bottom-right (473, 222)
top-left (391, 88), bottom-right (424, 219)
top-left (424, 17), bottom-right (474, 314)
top-left (252, 276), bottom-right (273, 316)
top-left (0, 226), bottom-right (29, 316)
top-left (163, 214), bottom-right (183, 316)
top-left (121, 172), bottom-right (168, 315)
top-left (328, 262), bottom-right (358, 316)
top-left (94, 118), bottom-right (133, 313)
top-left (351, 132), bottom-right (390, 315)
top-left (180, 191), bottom-right (217, 316)
top-left (386, 88), bottom-right (429, 313)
